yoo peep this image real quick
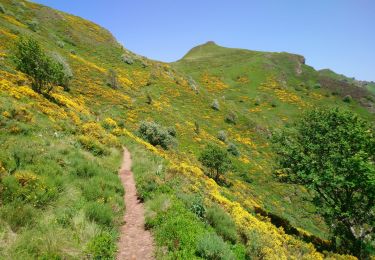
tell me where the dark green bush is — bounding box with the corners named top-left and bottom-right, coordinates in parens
top-left (167, 127), bottom-right (177, 137)
top-left (0, 4), bottom-right (6, 14)
top-left (85, 202), bottom-right (113, 228)
top-left (227, 143), bottom-right (240, 157)
top-left (138, 121), bottom-right (176, 149)
top-left (211, 99), bottom-right (220, 110)
top-left (217, 130), bottom-right (227, 142)
top-left (343, 95), bottom-right (352, 103)
top-left (86, 232), bottom-right (116, 260)
top-left (196, 233), bottom-right (235, 260)
top-left (206, 205), bottom-right (238, 243)
top-left (313, 83), bottom-right (321, 89)
top-left (106, 69), bottom-right (119, 89)
top-left (26, 20), bottom-right (39, 32)
top-left (13, 37), bottom-right (70, 94)
top-left (194, 121), bottom-right (200, 134)
top-left (225, 112), bottom-right (237, 124)
top-left (199, 144), bottom-right (231, 182)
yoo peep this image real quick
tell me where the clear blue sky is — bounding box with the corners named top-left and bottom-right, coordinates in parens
top-left (33, 0), bottom-right (375, 81)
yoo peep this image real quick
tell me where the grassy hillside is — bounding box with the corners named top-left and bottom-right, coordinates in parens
top-left (0, 0), bottom-right (373, 259)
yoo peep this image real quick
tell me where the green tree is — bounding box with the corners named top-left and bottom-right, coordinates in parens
top-left (273, 108), bottom-right (375, 257)
top-left (199, 144), bottom-right (231, 182)
top-left (13, 37), bottom-right (69, 94)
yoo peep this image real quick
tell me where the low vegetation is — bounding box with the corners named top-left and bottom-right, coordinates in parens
top-left (0, 1), bottom-right (374, 258)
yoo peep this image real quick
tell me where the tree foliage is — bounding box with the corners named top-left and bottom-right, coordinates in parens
top-left (199, 144), bottom-right (231, 182)
top-left (13, 37), bottom-right (70, 94)
top-left (273, 108), bottom-right (375, 257)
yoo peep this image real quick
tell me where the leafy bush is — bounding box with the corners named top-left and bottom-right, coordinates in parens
top-left (217, 130), bottom-right (227, 142)
top-left (0, 171), bottom-right (57, 207)
top-left (167, 127), bottom-right (177, 137)
top-left (194, 121), bottom-right (200, 134)
top-left (106, 69), bottom-right (119, 89)
top-left (78, 135), bottom-right (109, 156)
top-left (121, 53), bottom-right (134, 65)
top-left (51, 52), bottom-right (73, 91)
top-left (85, 202), bottom-right (113, 228)
top-left (0, 202), bottom-right (37, 231)
top-left (206, 205), bottom-right (238, 243)
top-left (0, 4), bottom-right (5, 14)
top-left (102, 117), bottom-right (118, 130)
top-left (146, 92), bottom-right (152, 105)
top-left (313, 83), bottom-right (321, 89)
top-left (70, 157), bottom-right (99, 178)
top-left (138, 121), bottom-right (176, 149)
top-left (343, 95), bottom-right (352, 103)
top-left (225, 111), bottom-right (237, 124)
top-left (211, 99), bottom-right (220, 110)
top-left (86, 232), bottom-right (116, 260)
top-left (196, 233), bottom-right (235, 260)
top-left (273, 108), bottom-right (375, 257)
top-left (13, 38), bottom-right (69, 94)
top-left (227, 143), bottom-right (240, 157)
top-left (144, 194), bottom-right (209, 258)
top-left (27, 20), bottom-right (39, 32)
top-left (199, 144), bottom-right (231, 182)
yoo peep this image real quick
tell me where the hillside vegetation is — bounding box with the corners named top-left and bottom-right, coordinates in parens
top-left (0, 0), bottom-right (373, 259)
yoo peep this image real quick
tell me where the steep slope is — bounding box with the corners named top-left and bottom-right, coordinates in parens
top-left (0, 1), bottom-right (373, 259)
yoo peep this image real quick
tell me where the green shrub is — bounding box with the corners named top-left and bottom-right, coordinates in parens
top-left (313, 83), bottom-right (321, 89)
top-left (51, 52), bottom-right (73, 91)
top-left (85, 202), bottom-right (113, 228)
top-left (0, 4), bottom-right (6, 14)
top-left (217, 130), bottom-right (227, 142)
top-left (138, 121), bottom-right (176, 150)
top-left (56, 41), bottom-right (65, 48)
top-left (26, 20), bottom-right (39, 32)
top-left (227, 143), bottom-right (240, 157)
top-left (0, 171), bottom-right (57, 207)
top-left (78, 135), bottom-right (109, 156)
top-left (70, 156), bottom-right (99, 178)
top-left (196, 233), bottom-right (235, 260)
top-left (205, 205), bottom-right (238, 243)
top-left (211, 99), bottom-right (220, 110)
top-left (343, 95), bottom-right (352, 103)
top-left (86, 232), bottom-right (116, 260)
top-left (254, 98), bottom-right (261, 106)
top-left (225, 112), bottom-right (237, 124)
top-left (81, 175), bottom-right (123, 203)
top-left (0, 202), bottom-right (37, 231)
top-left (121, 53), bottom-right (134, 65)
top-left (167, 127), bottom-right (177, 137)
top-left (194, 121), bottom-right (200, 134)
top-left (146, 92), bottom-right (152, 104)
top-left (106, 69), bottom-right (119, 89)
top-left (13, 37), bottom-right (69, 94)
top-left (199, 144), bottom-right (231, 182)
top-left (178, 193), bottom-right (206, 220)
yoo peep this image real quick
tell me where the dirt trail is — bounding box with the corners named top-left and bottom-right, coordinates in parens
top-left (117, 148), bottom-right (154, 260)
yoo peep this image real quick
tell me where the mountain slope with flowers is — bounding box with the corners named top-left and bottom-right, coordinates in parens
top-left (0, 0), bottom-right (373, 259)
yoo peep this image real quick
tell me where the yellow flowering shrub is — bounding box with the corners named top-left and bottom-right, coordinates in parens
top-left (102, 117), bottom-right (118, 129)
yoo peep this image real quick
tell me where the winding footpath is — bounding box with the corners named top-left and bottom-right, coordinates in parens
top-left (117, 148), bottom-right (155, 260)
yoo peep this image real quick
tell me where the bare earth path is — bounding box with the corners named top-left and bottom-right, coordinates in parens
top-left (117, 148), bottom-right (155, 260)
